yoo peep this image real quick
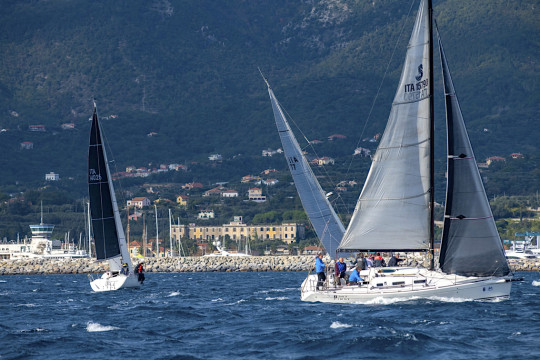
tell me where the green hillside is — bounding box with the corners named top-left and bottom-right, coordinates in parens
top-left (0, 0), bottom-right (538, 195)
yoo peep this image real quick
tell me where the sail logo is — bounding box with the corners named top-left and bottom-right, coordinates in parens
top-left (403, 63), bottom-right (429, 101)
top-left (415, 64), bottom-right (423, 81)
top-left (89, 168), bottom-right (102, 182)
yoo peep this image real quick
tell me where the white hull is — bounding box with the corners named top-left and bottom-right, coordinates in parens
top-left (300, 267), bottom-right (512, 304)
top-left (90, 273), bottom-right (141, 292)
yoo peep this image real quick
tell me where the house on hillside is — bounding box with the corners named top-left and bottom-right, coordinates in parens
top-left (311, 157), bottom-right (335, 166)
top-left (262, 179), bottom-right (279, 186)
top-left (510, 152), bottom-right (524, 159)
top-left (221, 190), bottom-right (239, 198)
top-left (241, 175), bottom-right (260, 183)
top-left (208, 154), bottom-right (222, 161)
top-left (20, 142), bottom-right (33, 150)
top-left (29, 125), bottom-right (46, 132)
top-left (128, 212), bottom-right (143, 221)
top-left (486, 156), bottom-right (506, 166)
top-left (182, 182), bottom-right (203, 190)
top-left (127, 197), bottom-right (151, 209)
top-left (45, 172), bottom-right (59, 181)
top-left (248, 188), bottom-right (266, 202)
top-left (261, 169), bottom-right (278, 175)
top-left (328, 134), bottom-right (346, 141)
top-left (176, 194), bottom-right (189, 206)
top-left (203, 186), bottom-right (225, 197)
top-left (353, 147), bottom-right (371, 157)
top-left (198, 209), bottom-right (215, 219)
top-left (61, 123), bottom-right (75, 130)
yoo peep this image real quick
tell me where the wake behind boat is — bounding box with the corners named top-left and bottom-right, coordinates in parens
top-left (265, 0), bottom-right (512, 304)
top-left (87, 102), bottom-right (143, 292)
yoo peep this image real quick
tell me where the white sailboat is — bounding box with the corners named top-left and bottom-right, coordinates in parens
top-left (88, 102), bottom-right (142, 292)
top-left (265, 0), bottom-right (512, 303)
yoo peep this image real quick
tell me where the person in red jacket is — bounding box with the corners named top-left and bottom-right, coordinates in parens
top-left (373, 253), bottom-right (386, 267)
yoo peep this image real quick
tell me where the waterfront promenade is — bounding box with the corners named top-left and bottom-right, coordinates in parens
top-left (0, 256), bottom-right (538, 275)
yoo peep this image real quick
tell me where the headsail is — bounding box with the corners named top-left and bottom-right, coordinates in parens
top-left (437, 33), bottom-right (510, 277)
top-left (264, 80), bottom-right (345, 256)
top-left (88, 103), bottom-right (131, 272)
top-left (339, 0), bottom-right (432, 252)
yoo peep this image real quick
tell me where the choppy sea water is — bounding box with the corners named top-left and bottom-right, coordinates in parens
top-left (1, 271), bottom-right (539, 359)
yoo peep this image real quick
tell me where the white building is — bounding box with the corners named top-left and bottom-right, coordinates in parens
top-left (221, 190), bottom-right (239, 198)
top-left (45, 172), bottom-right (59, 181)
top-left (209, 154), bottom-right (223, 161)
top-left (198, 209), bottom-right (215, 219)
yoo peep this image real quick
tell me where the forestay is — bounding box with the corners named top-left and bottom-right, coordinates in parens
top-left (266, 85), bottom-right (345, 256)
top-left (339, 0), bottom-right (431, 251)
top-left (437, 34), bottom-right (510, 277)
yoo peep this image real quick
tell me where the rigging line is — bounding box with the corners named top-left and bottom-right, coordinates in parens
top-left (277, 97), bottom-right (351, 217)
top-left (344, 0), bottom-right (418, 178)
top-left (100, 117), bottom-right (128, 216)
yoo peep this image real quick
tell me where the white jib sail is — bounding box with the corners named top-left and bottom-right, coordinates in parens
top-left (266, 85), bottom-right (345, 256)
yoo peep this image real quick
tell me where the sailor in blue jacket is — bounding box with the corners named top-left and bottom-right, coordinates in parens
top-left (348, 266), bottom-right (363, 285)
top-left (315, 253), bottom-right (326, 290)
top-left (335, 257), bottom-right (347, 285)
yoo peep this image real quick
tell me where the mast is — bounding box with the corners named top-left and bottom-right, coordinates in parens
top-left (155, 204), bottom-right (159, 257)
top-left (87, 201), bottom-right (92, 256)
top-left (143, 212), bottom-right (147, 258)
top-left (127, 206), bottom-right (130, 245)
top-left (169, 208), bottom-right (172, 257)
top-left (428, 0), bottom-right (435, 270)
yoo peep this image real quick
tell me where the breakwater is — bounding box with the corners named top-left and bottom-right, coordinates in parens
top-left (0, 256), bottom-right (538, 275)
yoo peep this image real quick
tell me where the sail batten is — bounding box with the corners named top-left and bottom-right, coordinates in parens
top-left (339, 0), bottom-right (431, 252)
top-left (266, 85), bottom-right (345, 256)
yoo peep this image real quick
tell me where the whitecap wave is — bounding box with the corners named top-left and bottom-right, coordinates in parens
top-left (330, 321), bottom-right (353, 329)
top-left (363, 296), bottom-right (422, 305)
top-left (211, 298), bottom-right (223, 302)
top-left (19, 328), bottom-right (48, 333)
top-left (532, 280), bottom-right (540, 287)
top-left (256, 287), bottom-right (296, 294)
top-left (86, 321), bottom-right (119, 332)
top-left (225, 299), bottom-right (247, 306)
top-left (265, 296), bottom-right (289, 301)
top-left (168, 291), bottom-right (180, 297)
top-left (0, 280), bottom-right (7, 283)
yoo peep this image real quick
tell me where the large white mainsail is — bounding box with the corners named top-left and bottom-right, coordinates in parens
top-left (264, 79), bottom-right (345, 256)
top-left (339, 0), bottom-right (432, 252)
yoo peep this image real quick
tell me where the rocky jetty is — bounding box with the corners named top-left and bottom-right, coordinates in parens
top-left (0, 256), bottom-right (315, 275)
top-left (0, 256), bottom-right (538, 275)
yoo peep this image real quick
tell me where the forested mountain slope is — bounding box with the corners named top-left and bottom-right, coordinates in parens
top-left (0, 0), bottom-right (538, 193)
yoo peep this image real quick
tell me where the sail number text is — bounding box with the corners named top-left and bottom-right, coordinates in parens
top-left (288, 156), bottom-right (299, 171)
top-left (403, 78), bottom-right (429, 101)
top-left (89, 168), bottom-right (102, 181)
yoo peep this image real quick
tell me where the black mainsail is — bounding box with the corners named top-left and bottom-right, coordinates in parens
top-left (88, 104), bottom-right (122, 264)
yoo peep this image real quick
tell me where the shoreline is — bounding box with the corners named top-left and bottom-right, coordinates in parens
top-left (0, 256), bottom-right (538, 275)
